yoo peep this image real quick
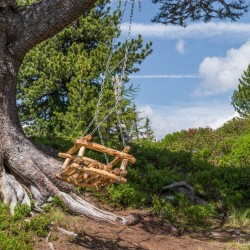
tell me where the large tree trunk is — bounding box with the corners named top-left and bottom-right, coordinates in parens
top-left (0, 0), bottom-right (137, 225)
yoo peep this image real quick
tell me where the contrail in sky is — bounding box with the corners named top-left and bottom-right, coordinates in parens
top-left (121, 22), bottom-right (250, 40)
top-left (130, 74), bottom-right (200, 79)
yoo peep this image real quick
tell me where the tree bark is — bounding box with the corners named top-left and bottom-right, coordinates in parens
top-left (10, 0), bottom-right (97, 59)
top-left (0, 0), bottom-right (137, 225)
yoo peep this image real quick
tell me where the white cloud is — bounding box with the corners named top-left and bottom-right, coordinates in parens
top-left (138, 102), bottom-right (237, 139)
top-left (121, 22), bottom-right (250, 40)
top-left (176, 39), bottom-right (185, 54)
top-left (130, 74), bottom-right (200, 79)
top-left (196, 41), bottom-right (250, 95)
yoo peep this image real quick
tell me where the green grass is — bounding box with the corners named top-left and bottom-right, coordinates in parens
top-left (0, 201), bottom-right (71, 249)
top-left (0, 203), bottom-right (33, 250)
top-left (226, 207), bottom-right (250, 232)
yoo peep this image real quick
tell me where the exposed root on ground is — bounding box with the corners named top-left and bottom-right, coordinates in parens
top-left (0, 168), bottom-right (30, 214)
top-left (0, 134), bottom-right (138, 225)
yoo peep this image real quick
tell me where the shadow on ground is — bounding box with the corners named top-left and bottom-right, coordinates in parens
top-left (71, 233), bottom-right (145, 250)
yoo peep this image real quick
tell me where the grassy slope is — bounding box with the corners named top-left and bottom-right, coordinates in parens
top-left (105, 117), bottom-right (250, 229)
top-left (1, 117), bottom-right (250, 249)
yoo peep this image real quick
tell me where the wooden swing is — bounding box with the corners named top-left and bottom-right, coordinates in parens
top-left (56, 134), bottom-right (136, 191)
top-left (56, 1), bottom-right (137, 191)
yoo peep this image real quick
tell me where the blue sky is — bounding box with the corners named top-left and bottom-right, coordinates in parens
top-left (112, 0), bottom-right (250, 139)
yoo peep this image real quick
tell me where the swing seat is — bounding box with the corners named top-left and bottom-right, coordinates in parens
top-left (56, 135), bottom-right (136, 191)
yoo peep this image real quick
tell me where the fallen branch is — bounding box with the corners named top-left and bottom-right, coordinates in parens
top-left (46, 231), bottom-right (55, 250)
top-left (162, 181), bottom-right (195, 194)
top-left (162, 181), bottom-right (207, 205)
top-left (57, 227), bottom-right (78, 238)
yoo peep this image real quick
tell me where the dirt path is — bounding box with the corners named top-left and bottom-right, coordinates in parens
top-left (34, 211), bottom-right (241, 250)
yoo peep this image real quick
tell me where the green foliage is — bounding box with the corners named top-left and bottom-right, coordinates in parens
top-left (52, 196), bottom-right (67, 210)
top-left (48, 208), bottom-right (67, 227)
top-left (107, 183), bottom-right (145, 208)
top-left (0, 198), bottom-right (74, 249)
top-left (117, 118), bottom-right (250, 228)
top-left (13, 204), bottom-right (31, 221)
top-left (18, 0), bottom-right (152, 146)
top-left (0, 203), bottom-right (32, 249)
top-left (0, 231), bottom-right (31, 250)
top-left (184, 203), bottom-right (214, 226)
top-left (232, 64), bottom-right (250, 117)
top-left (17, 0), bottom-right (39, 5)
top-left (140, 117), bottom-right (155, 141)
top-left (152, 195), bottom-right (215, 226)
top-left (42, 204), bottom-right (53, 213)
top-left (217, 116), bottom-right (250, 136)
top-left (31, 135), bottom-right (73, 152)
top-left (152, 0), bottom-right (248, 26)
top-left (227, 207), bottom-right (250, 230)
top-left (152, 196), bottom-right (176, 222)
top-left (21, 115), bottom-right (250, 230)
top-left (27, 215), bottom-right (51, 237)
top-left (219, 134), bottom-right (250, 167)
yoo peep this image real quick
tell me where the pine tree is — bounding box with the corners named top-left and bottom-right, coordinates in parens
top-left (17, 0), bottom-right (152, 145)
top-left (129, 103), bottom-right (144, 141)
top-left (141, 116), bottom-right (155, 141)
top-left (232, 65), bottom-right (250, 117)
top-left (152, 0), bottom-right (248, 26)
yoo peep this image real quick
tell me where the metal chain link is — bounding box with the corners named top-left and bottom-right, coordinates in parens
top-left (80, 0), bottom-right (138, 163)
top-left (114, 0), bottom-right (136, 147)
top-left (138, 0), bottom-right (142, 11)
top-left (81, 0), bottom-right (130, 139)
top-left (81, 57), bottom-right (126, 138)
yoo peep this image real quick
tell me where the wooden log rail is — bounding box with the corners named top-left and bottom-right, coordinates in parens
top-left (58, 153), bottom-right (110, 170)
top-left (57, 164), bottom-right (127, 185)
top-left (81, 166), bottom-right (127, 183)
top-left (75, 139), bottom-right (136, 164)
top-left (60, 135), bottom-right (136, 165)
top-left (67, 135), bottom-right (92, 154)
top-left (108, 146), bottom-right (131, 168)
top-left (61, 135), bottom-right (91, 169)
top-left (57, 135), bottom-right (136, 190)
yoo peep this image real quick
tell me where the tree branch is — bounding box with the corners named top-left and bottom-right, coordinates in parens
top-left (0, 0), bottom-right (16, 7)
top-left (10, 0), bottom-right (98, 59)
top-left (152, 0), bottom-right (249, 26)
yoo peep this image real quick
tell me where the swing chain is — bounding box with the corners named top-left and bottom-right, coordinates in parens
top-left (82, 0), bottom-right (131, 139)
top-left (81, 0), bottom-right (137, 156)
top-left (113, 76), bottom-right (126, 147)
top-left (113, 0), bottom-right (135, 147)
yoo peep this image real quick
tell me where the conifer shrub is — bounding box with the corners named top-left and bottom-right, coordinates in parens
top-left (27, 215), bottom-right (51, 237)
top-left (13, 204), bottom-right (31, 221)
top-left (0, 203), bottom-right (32, 249)
top-left (219, 134), bottom-right (250, 167)
top-left (152, 194), bottom-right (215, 227)
top-left (107, 183), bottom-right (145, 208)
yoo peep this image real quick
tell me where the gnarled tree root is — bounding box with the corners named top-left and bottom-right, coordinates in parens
top-left (0, 168), bottom-right (30, 214)
top-left (0, 135), bottom-right (138, 225)
top-left (58, 192), bottom-right (138, 225)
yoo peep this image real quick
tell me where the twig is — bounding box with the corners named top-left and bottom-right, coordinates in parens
top-left (46, 231), bottom-right (55, 250)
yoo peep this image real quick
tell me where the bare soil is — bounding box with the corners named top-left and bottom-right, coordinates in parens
top-left (33, 208), bottom-right (244, 250)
